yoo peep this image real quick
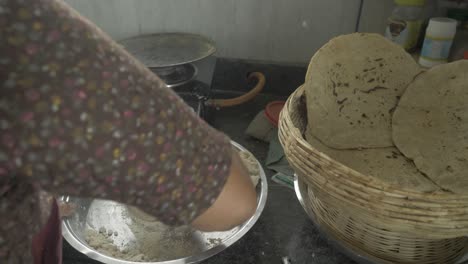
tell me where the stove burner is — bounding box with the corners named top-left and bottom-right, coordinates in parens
top-left (151, 64), bottom-right (197, 88)
top-left (176, 80), bottom-right (212, 122)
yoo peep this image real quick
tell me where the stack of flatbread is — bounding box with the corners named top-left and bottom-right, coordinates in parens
top-left (304, 33), bottom-right (468, 195)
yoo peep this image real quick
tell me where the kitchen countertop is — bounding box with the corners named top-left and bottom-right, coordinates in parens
top-left (62, 89), bottom-right (356, 264)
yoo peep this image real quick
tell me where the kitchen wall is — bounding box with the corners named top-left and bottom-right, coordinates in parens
top-left (65, 0), bottom-right (393, 64)
top-left (358, 0), bottom-right (394, 34)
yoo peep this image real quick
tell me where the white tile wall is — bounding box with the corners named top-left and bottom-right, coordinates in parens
top-left (64, 0), bottom-right (399, 64)
top-left (358, 0), bottom-right (394, 34)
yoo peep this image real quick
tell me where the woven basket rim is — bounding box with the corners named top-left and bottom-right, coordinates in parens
top-left (279, 86), bottom-right (468, 201)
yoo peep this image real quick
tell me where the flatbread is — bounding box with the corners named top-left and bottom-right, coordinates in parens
top-left (392, 60), bottom-right (468, 194)
top-left (305, 33), bottom-right (421, 149)
top-left (306, 134), bottom-right (438, 193)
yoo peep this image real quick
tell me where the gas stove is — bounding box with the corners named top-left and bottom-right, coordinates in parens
top-left (119, 33), bottom-right (217, 122)
top-left (149, 56), bottom-right (216, 122)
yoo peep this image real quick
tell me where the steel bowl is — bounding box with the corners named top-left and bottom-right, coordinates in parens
top-left (62, 141), bottom-right (267, 264)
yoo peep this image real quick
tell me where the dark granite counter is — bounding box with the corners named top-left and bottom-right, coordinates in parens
top-left (62, 59), bottom-right (356, 264)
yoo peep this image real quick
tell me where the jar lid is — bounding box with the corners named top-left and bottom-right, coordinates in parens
top-left (427, 17), bottom-right (458, 36)
top-left (395, 0), bottom-right (425, 6)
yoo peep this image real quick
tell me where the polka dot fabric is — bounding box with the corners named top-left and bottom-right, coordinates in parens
top-left (0, 0), bottom-right (232, 262)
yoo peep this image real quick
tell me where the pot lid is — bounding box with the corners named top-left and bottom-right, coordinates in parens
top-left (119, 33), bottom-right (216, 68)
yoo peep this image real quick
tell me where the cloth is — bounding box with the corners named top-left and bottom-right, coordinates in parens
top-left (0, 0), bottom-right (232, 263)
top-left (265, 131), bottom-right (294, 176)
top-left (265, 131), bottom-right (294, 188)
top-left (245, 111), bottom-right (276, 143)
top-left (245, 112), bottom-right (294, 187)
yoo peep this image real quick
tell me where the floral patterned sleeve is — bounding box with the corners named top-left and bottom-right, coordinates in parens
top-left (0, 0), bottom-right (232, 262)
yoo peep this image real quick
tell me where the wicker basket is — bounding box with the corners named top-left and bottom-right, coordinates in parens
top-left (300, 177), bottom-right (467, 264)
top-left (279, 86), bottom-right (468, 263)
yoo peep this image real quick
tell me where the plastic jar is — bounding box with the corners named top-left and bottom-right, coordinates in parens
top-left (385, 0), bottom-right (426, 51)
top-left (419, 17), bottom-right (457, 67)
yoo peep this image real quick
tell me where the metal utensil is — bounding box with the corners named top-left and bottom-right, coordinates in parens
top-left (119, 33), bottom-right (216, 68)
top-left (151, 64), bottom-right (198, 89)
top-left (62, 141), bottom-right (267, 264)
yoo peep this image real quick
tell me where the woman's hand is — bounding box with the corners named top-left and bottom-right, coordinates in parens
top-left (191, 149), bottom-right (257, 231)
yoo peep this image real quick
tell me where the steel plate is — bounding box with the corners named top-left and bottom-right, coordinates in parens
top-left (119, 33), bottom-right (216, 68)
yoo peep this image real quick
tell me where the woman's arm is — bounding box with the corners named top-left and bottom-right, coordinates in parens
top-left (0, 0), bottom-right (257, 226)
top-left (0, 0), bottom-right (255, 261)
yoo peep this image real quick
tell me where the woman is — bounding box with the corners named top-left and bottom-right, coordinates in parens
top-left (0, 0), bottom-right (257, 263)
